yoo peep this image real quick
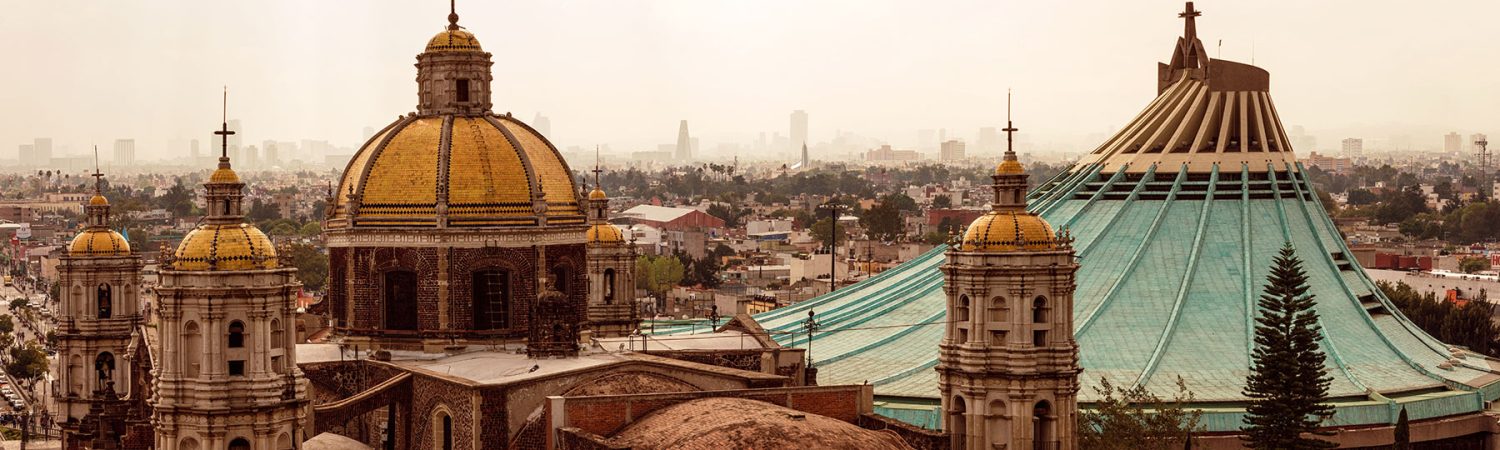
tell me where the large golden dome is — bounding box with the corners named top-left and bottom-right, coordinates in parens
top-left (330, 114), bottom-right (583, 228)
top-left (426, 29), bottom-right (482, 53)
top-left (69, 229), bottom-right (130, 257)
top-left (959, 211), bottom-right (1057, 252)
top-left (171, 223), bottom-right (279, 271)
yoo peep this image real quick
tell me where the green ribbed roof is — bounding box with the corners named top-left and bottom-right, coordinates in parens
top-left (656, 162), bottom-right (1500, 432)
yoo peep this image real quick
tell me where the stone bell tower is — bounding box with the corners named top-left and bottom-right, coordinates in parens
top-left (938, 98), bottom-right (1080, 450)
top-left (54, 159), bottom-right (144, 448)
top-left (583, 160), bottom-right (638, 338)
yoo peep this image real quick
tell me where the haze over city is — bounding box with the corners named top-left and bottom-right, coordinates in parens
top-left (4, 0), bottom-right (1498, 164)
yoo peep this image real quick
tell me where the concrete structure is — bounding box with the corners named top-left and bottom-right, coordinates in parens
top-left (940, 139), bottom-right (966, 161)
top-left (1446, 132), bottom-right (1464, 154)
top-left (112, 139), bottom-right (135, 166)
top-left (675, 120), bottom-right (692, 161)
top-left (940, 109), bottom-right (1079, 450)
top-left (1302, 151), bottom-right (1353, 174)
top-left (54, 170), bottom-right (147, 448)
top-left (866, 145), bottom-right (920, 162)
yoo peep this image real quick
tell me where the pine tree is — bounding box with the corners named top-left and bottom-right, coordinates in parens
top-left (1242, 243), bottom-right (1336, 449)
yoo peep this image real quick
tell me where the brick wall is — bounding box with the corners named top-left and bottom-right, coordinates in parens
top-left (555, 427), bottom-right (630, 450)
top-left (549, 385), bottom-right (874, 441)
top-left (409, 375), bottom-right (479, 450)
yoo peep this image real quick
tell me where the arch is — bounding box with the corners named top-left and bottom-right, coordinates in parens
top-left (384, 270), bottom-right (420, 330)
top-left (183, 320), bottom-right (203, 378)
top-left (178, 437), bottom-right (200, 450)
top-left (550, 264), bottom-right (571, 294)
top-left (949, 395), bottom-right (967, 449)
top-left (1033, 400), bottom-right (1053, 450)
top-left (957, 295), bottom-right (971, 322)
top-left (271, 318), bottom-right (285, 349)
top-left (276, 432), bottom-right (293, 450)
top-left (228, 437), bottom-right (251, 450)
top-left (1031, 296), bottom-right (1048, 323)
top-left (227, 320), bottom-right (246, 348)
top-left (94, 352), bottom-right (115, 391)
top-left (431, 406), bottom-right (454, 450)
top-left (96, 283), bottom-right (112, 319)
top-left (988, 296), bottom-right (1008, 322)
top-left (987, 399), bottom-right (1010, 447)
top-left (472, 269), bottom-right (511, 330)
top-left (603, 268), bottom-right (616, 304)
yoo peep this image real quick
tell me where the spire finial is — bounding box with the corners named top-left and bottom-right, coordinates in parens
top-left (593, 145), bottom-right (603, 188)
top-left (448, 0), bottom-right (460, 31)
top-left (1002, 89), bottom-right (1018, 161)
top-left (92, 145), bottom-right (104, 195)
top-left (213, 86), bottom-right (236, 169)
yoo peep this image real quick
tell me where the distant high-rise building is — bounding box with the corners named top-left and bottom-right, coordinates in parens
top-left (17, 144), bottom-right (33, 163)
top-left (30, 138), bottom-right (53, 167)
top-left (1445, 132), bottom-right (1463, 153)
top-left (264, 142), bottom-right (280, 166)
top-left (676, 120), bottom-right (692, 160)
top-left (790, 110), bottom-right (808, 153)
top-left (1341, 138), bottom-right (1363, 156)
top-left (801, 143), bottom-right (809, 167)
top-left (940, 140), bottom-right (966, 161)
top-left (1289, 125), bottom-right (1316, 152)
top-left (977, 127), bottom-right (1000, 154)
top-left (534, 113), bottom-right (552, 137)
top-left (113, 139), bottom-right (136, 166)
top-left (227, 119), bottom-right (243, 149)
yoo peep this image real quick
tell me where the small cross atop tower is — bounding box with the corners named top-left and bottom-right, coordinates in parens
top-left (214, 87), bottom-right (235, 161)
top-left (92, 146), bottom-right (105, 193)
top-left (592, 146), bottom-right (604, 187)
top-left (1002, 90), bottom-right (1018, 155)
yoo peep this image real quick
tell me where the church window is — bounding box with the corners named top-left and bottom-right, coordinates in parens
top-left (229, 438), bottom-right (251, 450)
top-left (228, 320), bottom-right (246, 348)
top-left (94, 352), bottom-right (115, 390)
top-left (988, 296), bottom-right (1008, 322)
top-left (228, 360), bottom-right (245, 376)
top-left (271, 318), bottom-right (285, 349)
top-left (990, 330), bottom-right (1008, 345)
top-left (472, 270), bottom-right (510, 330)
top-left (384, 270), bottom-right (420, 330)
top-left (1033, 401), bottom-right (1053, 450)
top-left (551, 266), bottom-right (570, 294)
top-left (1033, 330), bottom-right (1047, 347)
top-left (96, 283), bottom-right (112, 319)
top-left (277, 433), bottom-right (293, 450)
top-left (178, 438), bottom-right (200, 450)
top-left (456, 79), bottom-right (470, 103)
top-left (183, 321), bottom-right (202, 378)
top-left (433, 410), bottom-right (454, 450)
top-left (1031, 296), bottom-right (1048, 323)
top-left (603, 269), bottom-right (616, 304)
top-left (956, 295), bottom-right (971, 323)
top-left (948, 395), bottom-right (967, 449)
top-left (272, 356), bottom-right (284, 374)
top-left (987, 399), bottom-right (1010, 446)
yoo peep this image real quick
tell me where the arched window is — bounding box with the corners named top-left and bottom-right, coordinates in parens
top-left (178, 437), bottom-right (200, 450)
top-left (949, 395), bottom-right (967, 449)
top-left (276, 433), bottom-right (293, 450)
top-left (68, 354), bottom-right (83, 395)
top-left (957, 295), bottom-right (971, 322)
top-left (384, 271), bottom-right (420, 330)
top-left (472, 270), bottom-right (510, 330)
top-left (1031, 296), bottom-right (1048, 323)
top-left (94, 352), bottom-right (115, 391)
top-left (603, 268), bottom-right (616, 304)
top-left (1033, 401), bottom-right (1053, 450)
top-left (227, 320), bottom-right (245, 348)
top-left (988, 296), bottom-right (1008, 322)
top-left (96, 283), bottom-right (112, 319)
top-left (183, 321), bottom-right (202, 378)
top-left (271, 319), bottom-right (285, 349)
top-left (550, 266), bottom-right (570, 294)
top-left (228, 438), bottom-right (251, 450)
top-left (433, 410), bottom-right (453, 450)
top-left (987, 399), bottom-right (1010, 446)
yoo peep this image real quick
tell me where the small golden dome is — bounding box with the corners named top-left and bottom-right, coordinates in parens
top-left (171, 223), bottom-right (279, 271)
top-left (88, 194), bottom-right (109, 206)
top-left (997, 159), bottom-right (1025, 175)
top-left (210, 167), bottom-right (241, 184)
top-left (959, 211), bottom-right (1056, 252)
top-left (588, 188), bottom-right (607, 200)
top-left (587, 223), bottom-right (625, 244)
top-left (426, 29), bottom-right (482, 53)
top-left (69, 229), bottom-right (130, 257)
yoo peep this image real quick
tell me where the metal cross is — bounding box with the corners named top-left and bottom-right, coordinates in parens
top-left (214, 87), bottom-right (235, 159)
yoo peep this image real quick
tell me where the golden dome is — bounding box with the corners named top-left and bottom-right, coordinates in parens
top-left (588, 188), bottom-right (607, 200)
top-left (587, 223), bottom-right (625, 243)
top-left (997, 159), bottom-right (1025, 175)
top-left (426, 29), bottom-right (482, 53)
top-left (331, 115), bottom-right (582, 228)
top-left (69, 229), bottom-right (130, 257)
top-left (88, 194), bottom-right (109, 206)
top-left (171, 223), bottom-right (279, 271)
top-left (210, 167), bottom-right (241, 184)
top-left (959, 211), bottom-right (1057, 252)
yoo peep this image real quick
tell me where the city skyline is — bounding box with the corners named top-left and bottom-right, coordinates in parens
top-left (3, 1), bottom-right (1499, 163)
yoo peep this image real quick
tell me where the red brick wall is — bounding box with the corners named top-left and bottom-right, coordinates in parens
top-left (410, 375), bottom-right (478, 450)
top-left (553, 386), bottom-right (871, 439)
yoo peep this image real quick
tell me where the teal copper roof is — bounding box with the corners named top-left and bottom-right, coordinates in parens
top-left (658, 165), bottom-right (1500, 430)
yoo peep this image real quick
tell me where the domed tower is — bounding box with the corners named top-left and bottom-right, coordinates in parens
top-left (54, 161), bottom-right (143, 446)
top-left (151, 104), bottom-right (307, 450)
top-left (938, 98), bottom-right (1080, 450)
top-left (583, 162), bottom-right (638, 338)
top-left (324, 3), bottom-right (588, 353)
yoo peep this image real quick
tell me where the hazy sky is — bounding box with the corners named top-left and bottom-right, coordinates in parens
top-left (2, 0), bottom-right (1497, 161)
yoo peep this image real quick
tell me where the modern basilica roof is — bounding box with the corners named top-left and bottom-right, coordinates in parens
top-left (655, 5), bottom-right (1500, 432)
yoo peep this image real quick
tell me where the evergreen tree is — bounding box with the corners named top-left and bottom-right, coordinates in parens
top-left (1242, 243), bottom-right (1336, 449)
